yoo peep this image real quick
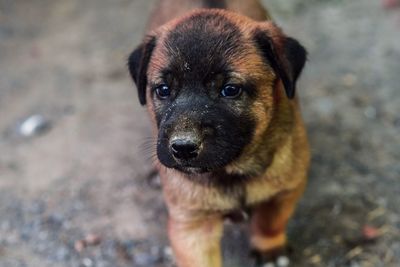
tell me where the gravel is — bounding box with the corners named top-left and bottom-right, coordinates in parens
top-left (0, 0), bottom-right (399, 266)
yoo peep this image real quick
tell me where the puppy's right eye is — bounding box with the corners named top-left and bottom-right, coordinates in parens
top-left (155, 84), bottom-right (171, 100)
top-left (220, 84), bottom-right (242, 98)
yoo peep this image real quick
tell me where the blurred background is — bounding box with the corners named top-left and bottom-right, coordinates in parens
top-left (0, 0), bottom-right (399, 266)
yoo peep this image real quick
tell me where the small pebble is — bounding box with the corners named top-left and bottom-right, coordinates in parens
top-left (82, 258), bottom-right (93, 267)
top-left (29, 201), bottom-right (46, 214)
top-left (362, 225), bottom-right (380, 241)
top-left (38, 231), bottom-right (48, 241)
top-left (310, 254), bottom-right (321, 264)
top-left (277, 255), bottom-right (290, 267)
top-left (1, 221), bottom-right (11, 231)
top-left (19, 114), bottom-right (50, 137)
top-left (350, 261), bottom-right (361, 267)
top-left (46, 214), bottom-right (63, 229)
top-left (5, 232), bottom-right (19, 245)
top-left (364, 106), bottom-right (377, 119)
top-left (74, 233), bottom-right (101, 253)
top-left (74, 240), bottom-right (85, 253)
top-left (150, 245), bottom-right (161, 257)
top-left (134, 251), bottom-right (160, 266)
top-left (85, 234), bottom-right (101, 246)
top-left (346, 247), bottom-right (363, 259)
top-left (315, 98), bottom-right (334, 117)
top-left (342, 73), bottom-right (358, 87)
top-left (55, 246), bottom-right (70, 261)
top-left (163, 246), bottom-right (174, 261)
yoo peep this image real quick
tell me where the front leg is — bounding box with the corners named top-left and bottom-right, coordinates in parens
top-left (168, 214), bottom-right (224, 267)
top-left (250, 181), bottom-right (306, 264)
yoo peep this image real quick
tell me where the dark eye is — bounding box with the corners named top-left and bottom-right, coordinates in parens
top-left (220, 84), bottom-right (242, 98)
top-left (155, 84), bottom-right (171, 99)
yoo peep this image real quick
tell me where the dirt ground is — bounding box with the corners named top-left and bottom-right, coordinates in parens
top-left (0, 0), bottom-right (399, 266)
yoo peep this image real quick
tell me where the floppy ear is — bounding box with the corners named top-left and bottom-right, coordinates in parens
top-left (253, 29), bottom-right (307, 99)
top-left (128, 36), bottom-right (157, 105)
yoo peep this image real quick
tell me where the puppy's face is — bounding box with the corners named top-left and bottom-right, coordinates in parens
top-left (129, 10), bottom-right (306, 174)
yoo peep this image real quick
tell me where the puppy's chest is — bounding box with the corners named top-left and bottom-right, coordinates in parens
top-left (219, 177), bottom-right (288, 209)
top-left (162, 173), bottom-right (287, 213)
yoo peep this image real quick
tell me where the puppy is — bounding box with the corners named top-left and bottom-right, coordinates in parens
top-left (128, 1), bottom-right (310, 266)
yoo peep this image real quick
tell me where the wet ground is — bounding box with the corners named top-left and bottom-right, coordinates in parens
top-left (0, 0), bottom-right (399, 266)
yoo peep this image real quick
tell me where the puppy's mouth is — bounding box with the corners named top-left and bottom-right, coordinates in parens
top-left (161, 155), bottom-right (232, 174)
top-left (157, 148), bottom-right (226, 174)
top-left (177, 165), bottom-right (210, 174)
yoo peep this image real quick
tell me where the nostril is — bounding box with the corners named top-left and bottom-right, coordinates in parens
top-left (170, 139), bottom-right (199, 160)
top-left (171, 143), bottom-right (197, 154)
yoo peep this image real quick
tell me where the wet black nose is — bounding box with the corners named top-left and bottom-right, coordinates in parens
top-left (170, 139), bottom-right (199, 160)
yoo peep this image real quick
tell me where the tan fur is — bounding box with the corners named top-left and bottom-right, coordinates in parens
top-left (168, 215), bottom-right (224, 267)
top-left (139, 2), bottom-right (310, 266)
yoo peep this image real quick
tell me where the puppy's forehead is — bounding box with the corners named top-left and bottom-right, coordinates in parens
top-left (162, 12), bottom-right (249, 75)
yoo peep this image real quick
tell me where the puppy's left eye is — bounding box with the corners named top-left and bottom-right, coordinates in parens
top-left (155, 84), bottom-right (171, 99)
top-left (220, 84), bottom-right (242, 98)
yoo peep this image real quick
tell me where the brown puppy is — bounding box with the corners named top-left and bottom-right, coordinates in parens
top-left (128, 1), bottom-right (310, 266)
